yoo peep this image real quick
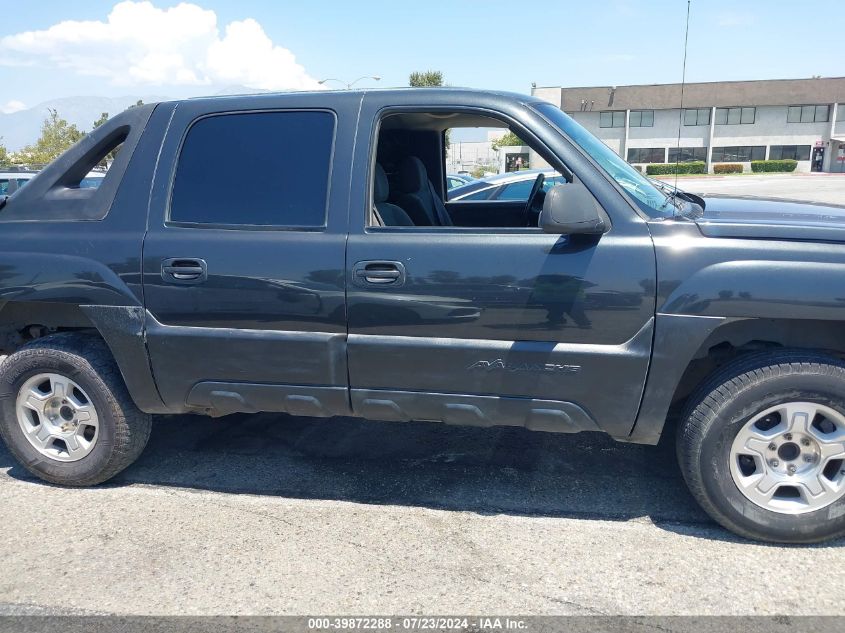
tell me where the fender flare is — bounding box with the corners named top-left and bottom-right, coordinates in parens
top-left (628, 313), bottom-right (725, 444)
top-left (79, 305), bottom-right (168, 414)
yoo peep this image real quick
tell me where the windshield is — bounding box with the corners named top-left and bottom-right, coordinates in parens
top-left (533, 102), bottom-right (675, 217)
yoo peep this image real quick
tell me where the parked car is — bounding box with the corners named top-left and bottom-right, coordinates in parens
top-left (447, 169), bottom-right (565, 201)
top-left (0, 170), bottom-right (38, 195)
top-left (3, 89), bottom-right (845, 543)
top-left (0, 169), bottom-right (105, 195)
top-left (446, 173), bottom-right (474, 189)
top-left (79, 171), bottom-right (106, 189)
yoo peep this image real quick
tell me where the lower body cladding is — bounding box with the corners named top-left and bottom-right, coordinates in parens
top-left (344, 319), bottom-right (654, 439)
top-left (139, 311), bottom-right (654, 438)
top-left (186, 382), bottom-right (349, 418)
top-left (143, 312), bottom-right (350, 415)
top-left (350, 390), bottom-right (599, 433)
top-left (179, 320), bottom-right (653, 438)
top-left (184, 382), bottom-right (598, 433)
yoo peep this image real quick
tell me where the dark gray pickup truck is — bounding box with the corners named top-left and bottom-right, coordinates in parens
top-left (1, 88), bottom-right (845, 543)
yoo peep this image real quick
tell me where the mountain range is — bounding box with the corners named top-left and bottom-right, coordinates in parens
top-left (0, 87), bottom-right (272, 151)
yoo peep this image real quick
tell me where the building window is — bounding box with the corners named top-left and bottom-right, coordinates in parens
top-left (838, 105), bottom-right (845, 122)
top-left (769, 145), bottom-right (811, 161)
top-left (683, 108), bottom-right (710, 126)
top-left (715, 107), bottom-right (755, 125)
top-left (629, 110), bottom-right (654, 127)
top-left (627, 147), bottom-right (665, 163)
top-left (787, 105), bottom-right (830, 123)
top-left (712, 146), bottom-right (765, 162)
top-left (600, 111), bottom-right (625, 128)
top-left (668, 147), bottom-right (707, 163)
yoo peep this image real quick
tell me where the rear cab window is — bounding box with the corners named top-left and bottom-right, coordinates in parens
top-left (170, 110), bottom-right (336, 228)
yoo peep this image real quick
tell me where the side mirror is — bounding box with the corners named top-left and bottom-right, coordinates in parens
top-left (539, 180), bottom-right (609, 235)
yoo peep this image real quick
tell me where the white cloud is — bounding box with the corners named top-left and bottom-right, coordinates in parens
top-left (1, 100), bottom-right (27, 114)
top-left (0, 1), bottom-right (321, 91)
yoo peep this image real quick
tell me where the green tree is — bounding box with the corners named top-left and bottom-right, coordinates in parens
top-left (470, 164), bottom-right (497, 178)
top-left (491, 131), bottom-right (525, 150)
top-left (91, 101), bottom-right (141, 167)
top-left (409, 71), bottom-right (450, 148)
top-left (91, 112), bottom-right (119, 167)
top-left (0, 139), bottom-right (8, 165)
top-left (15, 109), bottom-right (84, 165)
top-left (93, 112), bottom-right (109, 129)
top-left (409, 70), bottom-right (444, 87)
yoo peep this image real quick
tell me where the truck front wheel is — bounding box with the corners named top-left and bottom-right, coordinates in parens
top-left (678, 350), bottom-right (845, 543)
top-left (0, 333), bottom-right (151, 486)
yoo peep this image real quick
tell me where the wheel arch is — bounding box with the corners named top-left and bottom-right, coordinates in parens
top-left (629, 315), bottom-right (845, 444)
top-left (0, 303), bottom-right (166, 414)
top-left (0, 302), bottom-right (96, 353)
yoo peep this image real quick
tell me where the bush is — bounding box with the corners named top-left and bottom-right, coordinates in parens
top-left (470, 164), bottom-right (497, 178)
top-left (714, 163), bottom-right (743, 174)
top-left (750, 159), bottom-right (798, 173)
top-left (645, 161), bottom-right (706, 175)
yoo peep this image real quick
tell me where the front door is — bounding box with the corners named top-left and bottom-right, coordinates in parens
top-left (141, 94), bottom-right (358, 416)
top-left (344, 96), bottom-right (657, 438)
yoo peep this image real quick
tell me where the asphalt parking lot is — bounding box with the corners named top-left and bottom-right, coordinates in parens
top-left (2, 411), bottom-right (845, 616)
top-left (657, 172), bottom-right (845, 205)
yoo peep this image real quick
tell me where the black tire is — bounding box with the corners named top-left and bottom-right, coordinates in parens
top-left (678, 349), bottom-right (845, 543)
top-left (0, 333), bottom-right (151, 486)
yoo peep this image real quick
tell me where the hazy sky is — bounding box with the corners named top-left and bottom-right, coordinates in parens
top-left (1, 0), bottom-right (843, 113)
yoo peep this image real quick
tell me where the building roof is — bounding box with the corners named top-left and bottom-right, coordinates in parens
top-left (536, 77), bottom-right (845, 112)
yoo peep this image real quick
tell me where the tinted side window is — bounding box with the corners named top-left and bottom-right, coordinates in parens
top-left (171, 111), bottom-right (335, 227)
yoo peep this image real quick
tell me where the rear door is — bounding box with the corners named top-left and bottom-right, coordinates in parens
top-left (141, 93), bottom-right (358, 416)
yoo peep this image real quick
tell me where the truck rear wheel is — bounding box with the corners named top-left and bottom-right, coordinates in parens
top-left (678, 350), bottom-right (845, 543)
top-left (0, 333), bottom-right (151, 486)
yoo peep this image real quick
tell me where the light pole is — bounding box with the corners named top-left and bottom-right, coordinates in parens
top-left (318, 76), bottom-right (381, 89)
